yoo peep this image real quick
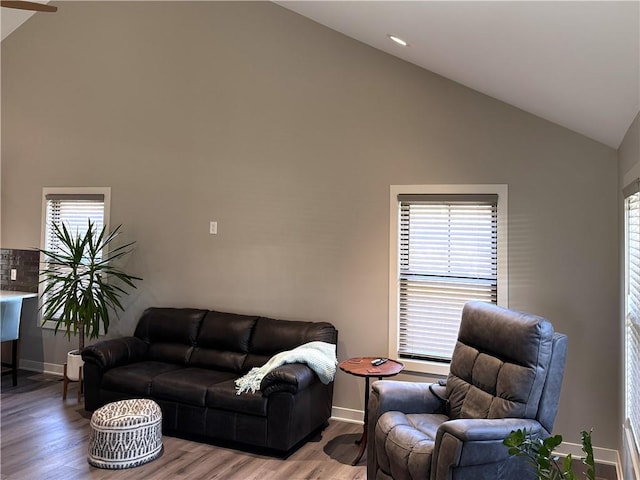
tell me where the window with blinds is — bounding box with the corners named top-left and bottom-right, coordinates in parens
top-left (40, 188), bottom-right (110, 328)
top-left (623, 184), bottom-right (640, 466)
top-left (397, 194), bottom-right (498, 362)
top-left (389, 185), bottom-right (507, 374)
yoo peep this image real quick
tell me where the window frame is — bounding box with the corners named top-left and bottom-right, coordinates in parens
top-left (623, 180), bottom-right (640, 468)
top-left (39, 187), bottom-right (111, 330)
top-left (388, 184), bottom-right (508, 375)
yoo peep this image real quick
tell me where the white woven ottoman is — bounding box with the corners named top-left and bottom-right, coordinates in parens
top-left (88, 399), bottom-right (163, 469)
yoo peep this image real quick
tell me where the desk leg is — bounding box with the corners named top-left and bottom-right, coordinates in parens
top-left (11, 339), bottom-right (18, 387)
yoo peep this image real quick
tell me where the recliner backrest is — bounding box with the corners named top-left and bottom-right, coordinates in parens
top-left (446, 301), bottom-right (555, 422)
top-left (535, 332), bottom-right (568, 433)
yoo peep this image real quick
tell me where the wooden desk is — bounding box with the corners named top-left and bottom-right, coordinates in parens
top-left (338, 357), bottom-right (404, 465)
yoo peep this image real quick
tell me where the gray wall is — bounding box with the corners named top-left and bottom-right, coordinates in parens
top-left (1, 2), bottom-right (620, 450)
top-left (619, 114), bottom-right (639, 180)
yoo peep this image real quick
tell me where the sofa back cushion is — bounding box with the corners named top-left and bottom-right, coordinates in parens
top-left (189, 311), bottom-right (258, 372)
top-left (134, 308), bottom-right (207, 364)
top-left (243, 317), bottom-right (337, 370)
top-left (446, 301), bottom-right (554, 421)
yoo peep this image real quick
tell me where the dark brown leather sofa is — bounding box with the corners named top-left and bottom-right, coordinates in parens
top-left (82, 307), bottom-right (338, 452)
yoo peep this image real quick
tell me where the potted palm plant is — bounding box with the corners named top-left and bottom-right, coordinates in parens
top-left (39, 221), bottom-right (142, 380)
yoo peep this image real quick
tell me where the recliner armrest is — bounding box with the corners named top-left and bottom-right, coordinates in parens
top-left (432, 417), bottom-right (545, 478)
top-left (371, 380), bottom-right (447, 416)
top-left (260, 363), bottom-right (319, 395)
top-left (367, 380), bottom-right (449, 480)
top-left (82, 336), bottom-right (148, 371)
top-left (438, 417), bottom-right (544, 443)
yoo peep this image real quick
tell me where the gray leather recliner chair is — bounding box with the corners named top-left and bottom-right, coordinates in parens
top-left (367, 301), bottom-right (568, 480)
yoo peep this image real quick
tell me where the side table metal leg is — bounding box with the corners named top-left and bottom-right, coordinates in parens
top-left (352, 429), bottom-right (368, 465)
top-left (352, 376), bottom-right (371, 465)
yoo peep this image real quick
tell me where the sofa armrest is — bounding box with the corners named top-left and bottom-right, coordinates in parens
top-left (82, 336), bottom-right (148, 371)
top-left (260, 363), bottom-right (318, 396)
top-left (431, 418), bottom-right (545, 479)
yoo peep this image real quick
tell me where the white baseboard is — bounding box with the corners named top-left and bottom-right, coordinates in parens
top-left (331, 406), bottom-right (363, 424)
top-left (555, 441), bottom-right (620, 466)
top-left (19, 359), bottom-right (64, 376)
top-left (555, 442), bottom-right (622, 480)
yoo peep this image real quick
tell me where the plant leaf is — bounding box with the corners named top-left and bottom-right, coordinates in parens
top-left (581, 430), bottom-right (596, 480)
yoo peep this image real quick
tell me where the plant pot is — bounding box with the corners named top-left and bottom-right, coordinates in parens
top-left (66, 350), bottom-right (84, 382)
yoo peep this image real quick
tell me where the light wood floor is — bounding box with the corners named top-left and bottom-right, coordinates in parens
top-left (0, 371), bottom-right (366, 480)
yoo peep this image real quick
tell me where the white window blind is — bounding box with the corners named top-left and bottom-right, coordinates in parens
top-left (624, 185), bottom-right (640, 461)
top-left (45, 194), bottom-right (105, 255)
top-left (397, 194), bottom-right (498, 362)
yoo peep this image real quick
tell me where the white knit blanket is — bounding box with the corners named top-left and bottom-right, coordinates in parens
top-left (235, 341), bottom-right (337, 395)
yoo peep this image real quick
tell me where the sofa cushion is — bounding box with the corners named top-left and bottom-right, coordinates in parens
top-left (135, 307), bottom-right (207, 344)
top-left (150, 368), bottom-right (238, 407)
top-left (134, 308), bottom-right (207, 364)
top-left (207, 379), bottom-right (268, 416)
top-left (197, 311), bottom-right (258, 352)
top-left (243, 317), bottom-right (337, 370)
top-left (189, 311), bottom-right (257, 372)
top-left (189, 349), bottom-right (247, 373)
top-left (148, 343), bottom-right (195, 365)
top-left (102, 361), bottom-right (185, 396)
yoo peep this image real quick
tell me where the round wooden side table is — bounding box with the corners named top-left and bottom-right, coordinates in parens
top-left (338, 357), bottom-right (404, 465)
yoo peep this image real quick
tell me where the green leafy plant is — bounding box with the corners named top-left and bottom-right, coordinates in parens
top-left (503, 429), bottom-right (595, 480)
top-left (39, 221), bottom-right (142, 353)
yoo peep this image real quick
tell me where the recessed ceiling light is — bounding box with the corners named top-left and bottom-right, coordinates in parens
top-left (388, 35), bottom-right (409, 47)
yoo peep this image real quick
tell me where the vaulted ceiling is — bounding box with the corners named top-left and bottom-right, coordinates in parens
top-left (276, 1), bottom-right (639, 149)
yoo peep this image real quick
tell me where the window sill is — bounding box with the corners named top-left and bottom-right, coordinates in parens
top-left (394, 357), bottom-right (451, 376)
top-left (41, 319), bottom-right (58, 330)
